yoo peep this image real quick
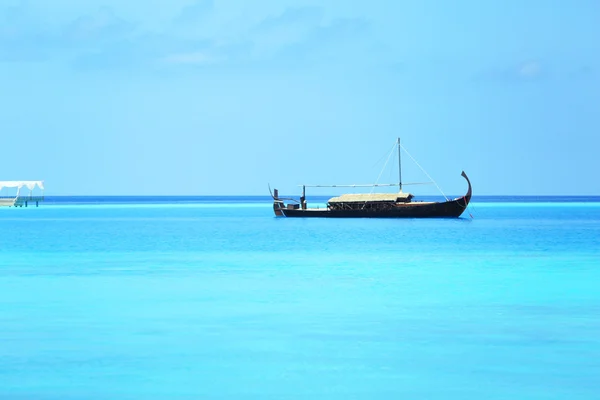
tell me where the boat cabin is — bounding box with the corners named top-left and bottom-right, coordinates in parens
top-left (327, 192), bottom-right (414, 211)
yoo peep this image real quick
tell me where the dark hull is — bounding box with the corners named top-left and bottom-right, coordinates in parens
top-left (281, 196), bottom-right (470, 218)
top-left (272, 171), bottom-right (473, 219)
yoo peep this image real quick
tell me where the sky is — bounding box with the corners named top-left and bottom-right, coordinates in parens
top-left (1, 0), bottom-right (598, 196)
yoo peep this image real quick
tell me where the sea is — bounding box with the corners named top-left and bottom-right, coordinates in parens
top-left (1, 196), bottom-right (599, 399)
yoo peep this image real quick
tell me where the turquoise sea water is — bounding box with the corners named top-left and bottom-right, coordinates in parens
top-left (1, 197), bottom-right (599, 399)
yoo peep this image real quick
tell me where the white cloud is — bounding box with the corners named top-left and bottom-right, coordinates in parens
top-left (174, 0), bottom-right (213, 25)
top-left (518, 61), bottom-right (541, 78)
top-left (162, 51), bottom-right (216, 65)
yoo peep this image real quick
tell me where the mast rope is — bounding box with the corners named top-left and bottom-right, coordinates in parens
top-left (370, 142), bottom-right (398, 195)
top-left (359, 142), bottom-right (397, 209)
top-left (400, 145), bottom-right (449, 201)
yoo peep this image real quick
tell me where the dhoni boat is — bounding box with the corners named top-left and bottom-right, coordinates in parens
top-left (270, 139), bottom-right (472, 218)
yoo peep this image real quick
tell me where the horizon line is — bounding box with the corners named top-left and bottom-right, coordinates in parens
top-left (26, 194), bottom-right (600, 198)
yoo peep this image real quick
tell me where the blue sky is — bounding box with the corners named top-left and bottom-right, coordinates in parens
top-left (1, 0), bottom-right (598, 195)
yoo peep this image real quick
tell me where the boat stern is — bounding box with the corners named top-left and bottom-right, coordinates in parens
top-left (272, 188), bottom-right (285, 216)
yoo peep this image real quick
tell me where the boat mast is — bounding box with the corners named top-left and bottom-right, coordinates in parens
top-left (397, 137), bottom-right (402, 192)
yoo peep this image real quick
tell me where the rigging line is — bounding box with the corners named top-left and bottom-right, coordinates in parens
top-left (370, 142), bottom-right (398, 195)
top-left (371, 145), bottom-right (393, 168)
top-left (400, 145), bottom-right (449, 201)
top-left (387, 146), bottom-right (395, 184)
top-left (301, 184), bottom-right (399, 187)
top-left (362, 142), bottom-right (397, 209)
top-left (466, 200), bottom-right (477, 219)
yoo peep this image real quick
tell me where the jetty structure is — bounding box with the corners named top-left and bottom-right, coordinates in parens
top-left (0, 181), bottom-right (45, 207)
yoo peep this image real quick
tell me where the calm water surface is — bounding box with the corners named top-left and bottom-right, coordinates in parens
top-left (1, 197), bottom-right (599, 399)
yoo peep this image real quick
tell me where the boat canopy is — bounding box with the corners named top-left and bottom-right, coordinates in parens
top-left (0, 181), bottom-right (45, 191)
top-left (328, 192), bottom-right (413, 203)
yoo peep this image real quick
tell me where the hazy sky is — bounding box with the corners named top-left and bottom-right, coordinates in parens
top-left (1, 0), bottom-right (598, 195)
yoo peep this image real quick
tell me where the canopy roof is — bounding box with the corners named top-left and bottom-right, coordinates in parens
top-left (328, 192), bottom-right (412, 203)
top-left (0, 181), bottom-right (44, 191)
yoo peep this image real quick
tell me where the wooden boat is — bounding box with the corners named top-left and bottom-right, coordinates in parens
top-left (270, 139), bottom-right (472, 218)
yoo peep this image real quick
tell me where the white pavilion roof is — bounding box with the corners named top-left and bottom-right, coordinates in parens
top-left (0, 181), bottom-right (45, 190)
